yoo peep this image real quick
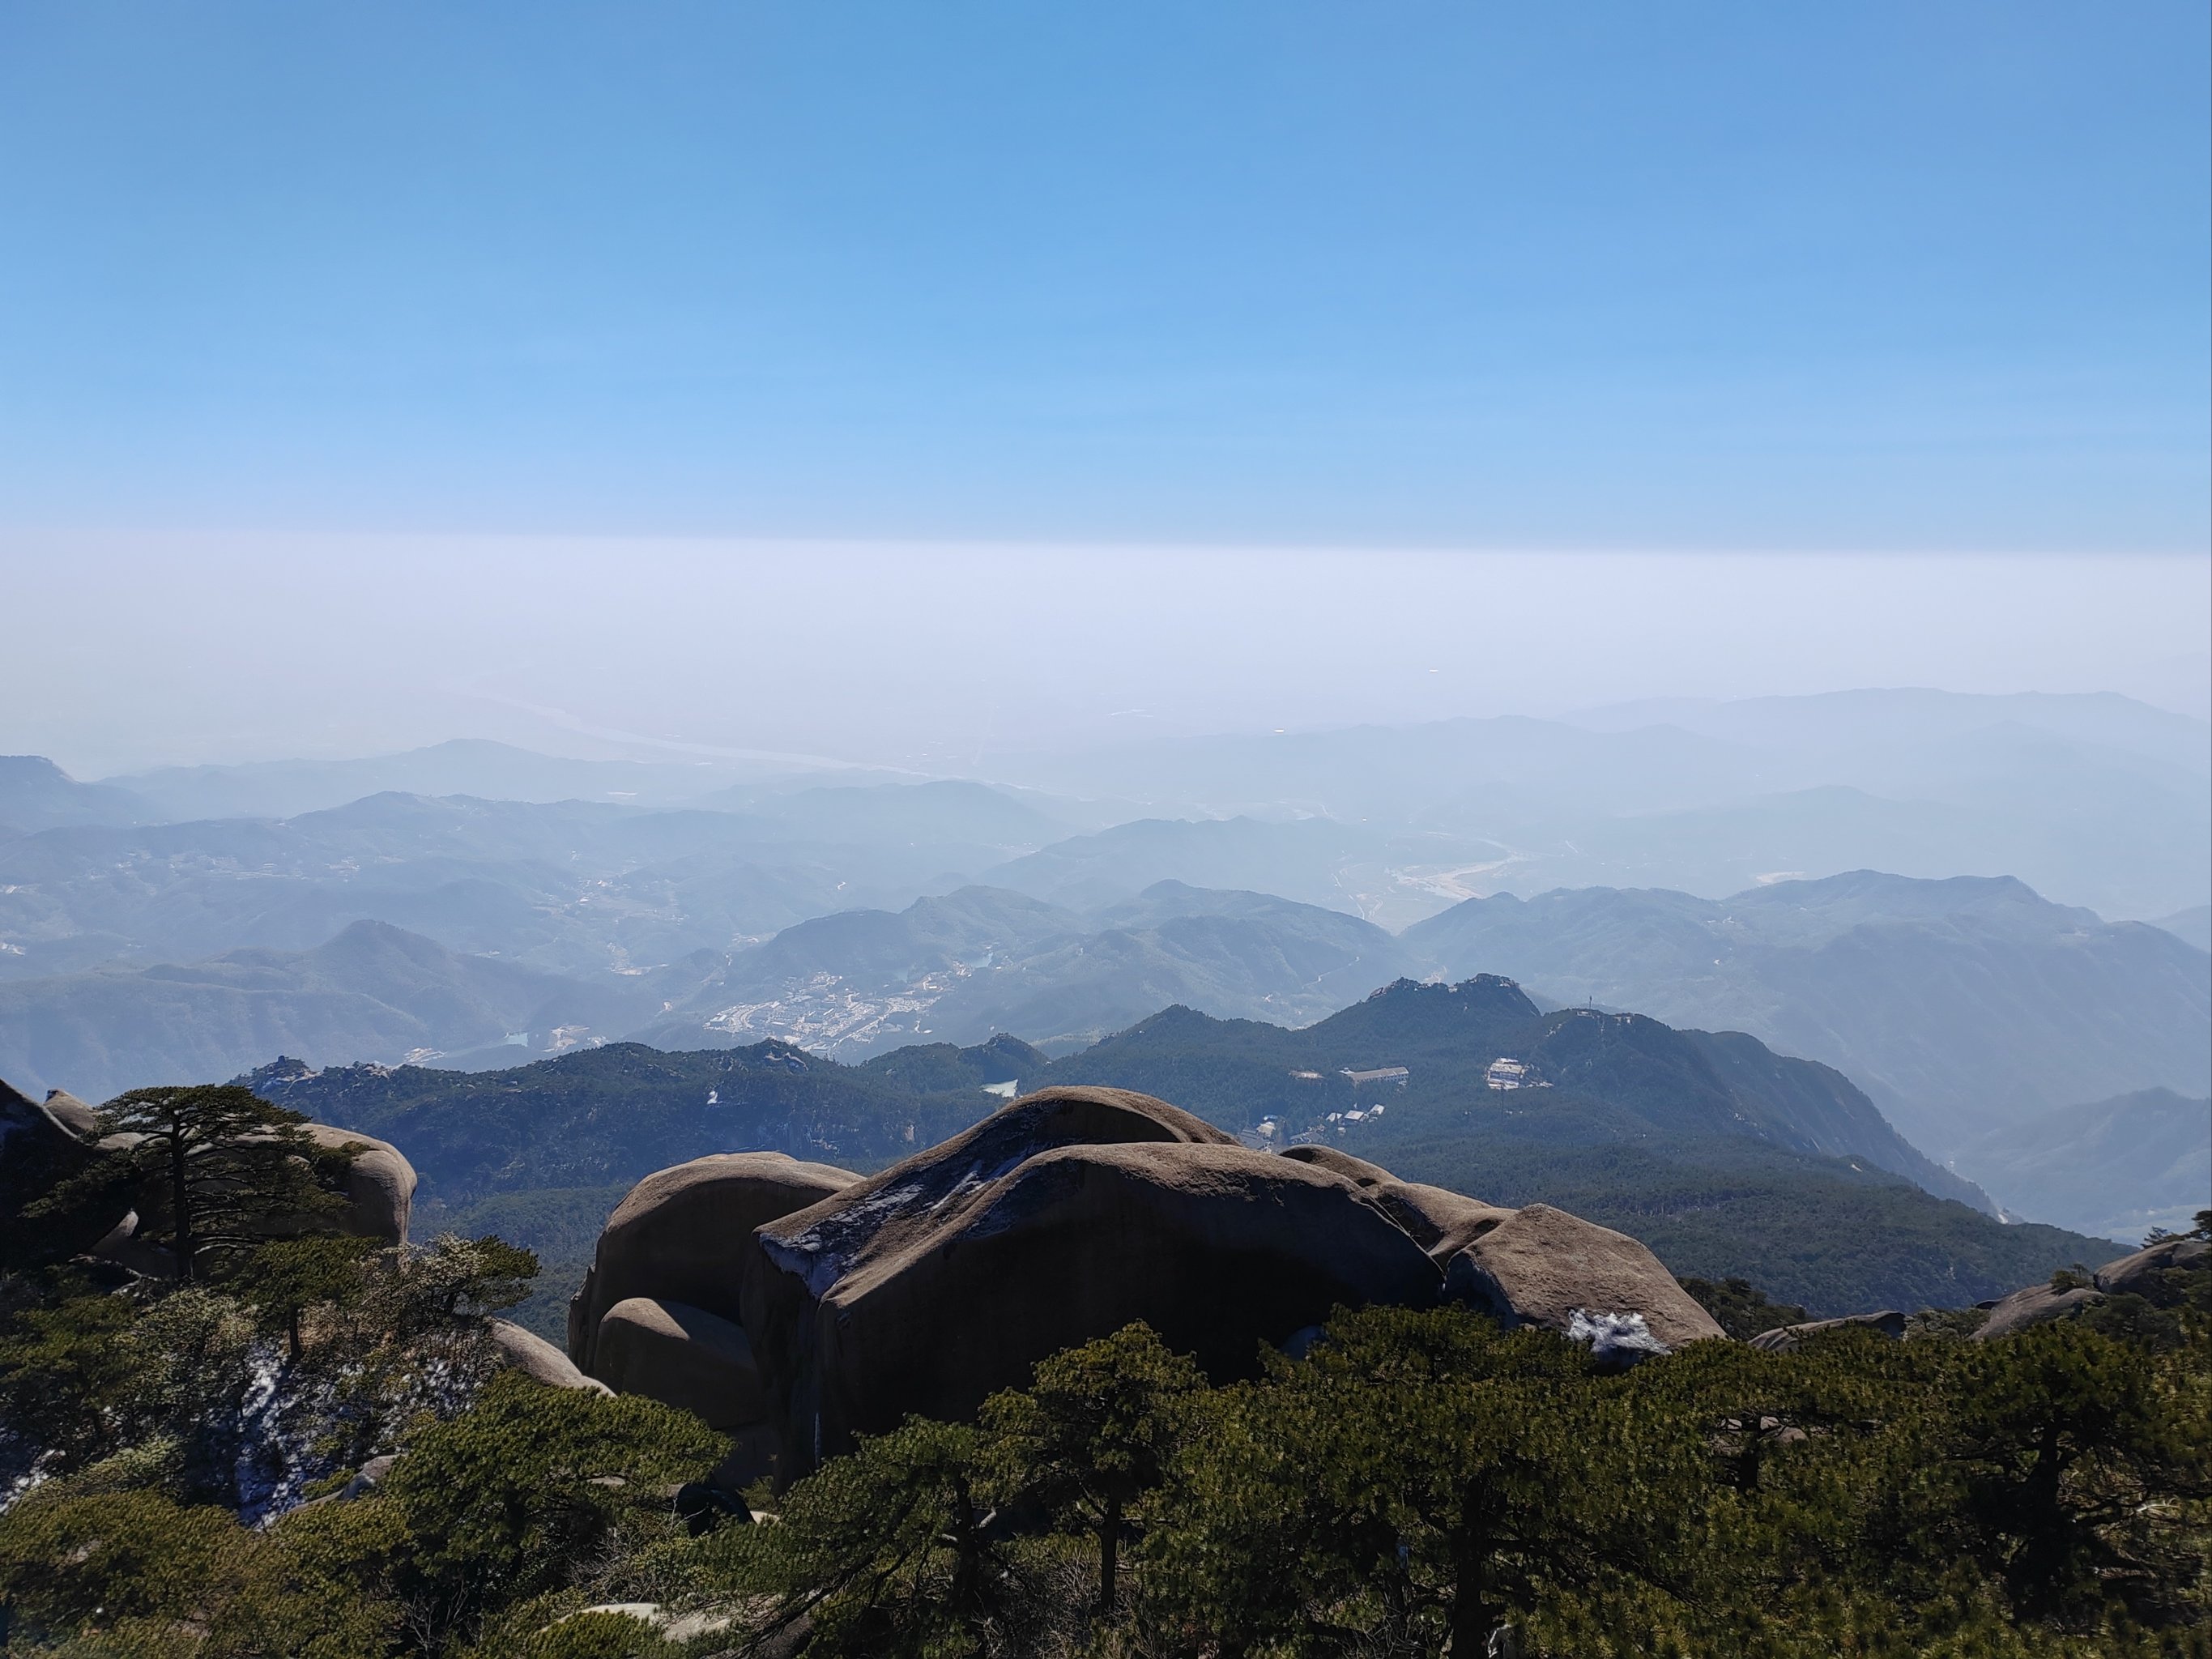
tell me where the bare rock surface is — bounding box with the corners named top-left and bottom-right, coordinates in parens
top-left (1, 1079), bottom-right (109, 1262)
top-left (1969, 1230), bottom-right (2209, 1341)
top-left (2093, 1236), bottom-right (2210, 1297)
top-left (569, 1151), bottom-right (858, 1373)
top-left (1281, 1143), bottom-right (1515, 1259)
top-left (488, 1317), bottom-right (612, 1393)
top-left (1749, 1310), bottom-right (1907, 1351)
top-left (593, 1296), bottom-right (767, 1430)
top-left (1974, 1282), bottom-right (2105, 1340)
top-left (38, 1088), bottom-right (99, 1139)
top-left (300, 1122), bottom-right (416, 1246)
top-left (1451, 1203), bottom-right (1725, 1349)
top-left (744, 1088), bottom-right (1436, 1475)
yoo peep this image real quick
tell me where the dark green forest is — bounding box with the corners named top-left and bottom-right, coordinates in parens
top-left (3, 1237), bottom-right (2208, 1657)
top-left (3, 1084), bottom-right (2209, 1654)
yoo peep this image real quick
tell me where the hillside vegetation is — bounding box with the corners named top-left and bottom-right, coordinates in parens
top-left (245, 978), bottom-right (2124, 1320)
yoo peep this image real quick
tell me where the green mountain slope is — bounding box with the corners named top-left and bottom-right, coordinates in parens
top-left (232, 979), bottom-right (2119, 1318)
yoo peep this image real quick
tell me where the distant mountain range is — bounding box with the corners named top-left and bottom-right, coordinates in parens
top-left (1952, 1088), bottom-right (2210, 1242)
top-left (2153, 905), bottom-right (2212, 952)
top-left (232, 976), bottom-right (2120, 1320)
top-left (635, 881), bottom-right (1413, 1058)
top-left (989, 689), bottom-right (2210, 922)
top-left (1400, 870), bottom-right (2211, 1166)
top-left (12, 688), bottom-right (2209, 920)
top-left (0, 755), bottom-right (157, 832)
top-left (79, 740), bottom-right (826, 821)
top-left (5, 864), bottom-right (2203, 1247)
top-left (0, 779), bottom-right (1075, 987)
top-left (3, 688), bottom-right (2205, 1244)
top-left (0, 920), bottom-right (684, 1102)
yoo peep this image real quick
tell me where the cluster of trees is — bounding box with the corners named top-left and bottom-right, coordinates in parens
top-left (2, 1094), bottom-right (2207, 1656)
top-left (5, 1290), bottom-right (2208, 1655)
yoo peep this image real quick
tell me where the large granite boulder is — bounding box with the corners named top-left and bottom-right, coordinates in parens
top-left (1281, 1144), bottom-right (1516, 1260)
top-left (2094, 1236), bottom-right (2210, 1299)
top-left (744, 1087), bottom-right (1441, 1476)
top-left (6, 1081), bottom-right (418, 1264)
top-left (488, 1319), bottom-right (612, 1393)
top-left (1972, 1238), bottom-right (2210, 1341)
top-left (1, 1081), bottom-right (112, 1267)
top-left (39, 1089), bottom-right (100, 1139)
top-left (1447, 1203), bottom-right (1725, 1350)
top-left (1749, 1310), bottom-right (1907, 1352)
top-left (300, 1123), bottom-right (416, 1246)
top-left (1975, 1282), bottom-right (2105, 1341)
top-left (569, 1152), bottom-right (859, 1375)
top-left (592, 1296), bottom-right (767, 1431)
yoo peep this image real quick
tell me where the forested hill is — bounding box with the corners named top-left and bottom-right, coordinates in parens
top-left (1042, 975), bottom-right (1985, 1209)
top-left (241, 979), bottom-right (2120, 1317)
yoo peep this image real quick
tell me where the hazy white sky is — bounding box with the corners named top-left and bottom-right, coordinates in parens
top-left (5, 533), bottom-right (2204, 777)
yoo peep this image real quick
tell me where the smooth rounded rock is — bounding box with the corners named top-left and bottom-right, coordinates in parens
top-left (301, 1123), bottom-right (416, 1246)
top-left (569, 1151), bottom-right (859, 1374)
top-left (39, 1089), bottom-right (100, 1139)
top-left (744, 1095), bottom-right (1438, 1477)
top-left (1281, 1143), bottom-right (1515, 1259)
top-left (2093, 1236), bottom-right (2209, 1299)
top-left (1448, 1202), bottom-right (1724, 1350)
top-left (1, 1078), bottom-right (112, 1266)
top-left (1748, 1310), bottom-right (1907, 1351)
top-left (488, 1318), bottom-right (613, 1392)
top-left (1974, 1282), bottom-right (2104, 1341)
top-left (593, 1296), bottom-right (767, 1430)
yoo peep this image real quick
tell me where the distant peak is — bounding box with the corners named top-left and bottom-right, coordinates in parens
top-left (0, 755), bottom-right (73, 782)
top-left (1362, 974), bottom-right (1541, 1019)
top-left (243, 1055), bottom-right (320, 1090)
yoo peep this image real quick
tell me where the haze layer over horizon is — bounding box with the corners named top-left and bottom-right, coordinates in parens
top-left (5, 535), bottom-right (2205, 776)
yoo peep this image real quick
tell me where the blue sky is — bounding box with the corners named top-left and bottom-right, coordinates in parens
top-left (1, 2), bottom-right (2206, 549)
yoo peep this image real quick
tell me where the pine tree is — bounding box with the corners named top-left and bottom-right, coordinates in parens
top-left (982, 1320), bottom-right (1206, 1616)
top-left (66, 1085), bottom-right (353, 1283)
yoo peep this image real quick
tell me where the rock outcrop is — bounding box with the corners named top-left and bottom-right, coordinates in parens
top-left (1970, 1234), bottom-right (2210, 1341)
top-left (1749, 1310), bottom-right (1907, 1352)
top-left (1975, 1282), bottom-right (2104, 1340)
top-left (1, 1081), bottom-right (108, 1265)
top-left (569, 1152), bottom-right (858, 1375)
top-left (39, 1089), bottom-right (100, 1140)
top-left (561, 1085), bottom-right (1724, 1483)
top-left (752, 1141), bottom-right (1442, 1478)
top-left (744, 1095), bottom-right (1445, 1475)
top-left (488, 1319), bottom-right (612, 1393)
top-left (300, 1123), bottom-right (416, 1246)
top-left (1280, 1143), bottom-right (1515, 1260)
top-left (591, 1297), bottom-right (767, 1431)
top-left (4, 1077), bottom-right (416, 1262)
top-left (2093, 1236), bottom-right (2210, 1297)
top-left (1447, 1204), bottom-right (1725, 1350)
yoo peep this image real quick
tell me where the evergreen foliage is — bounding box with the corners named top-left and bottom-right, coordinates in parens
top-left (1677, 1274), bottom-right (1813, 1340)
top-left (36, 1085), bottom-right (356, 1284)
top-left (982, 1323), bottom-right (1208, 1615)
top-left (3, 1259), bottom-right (2207, 1654)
